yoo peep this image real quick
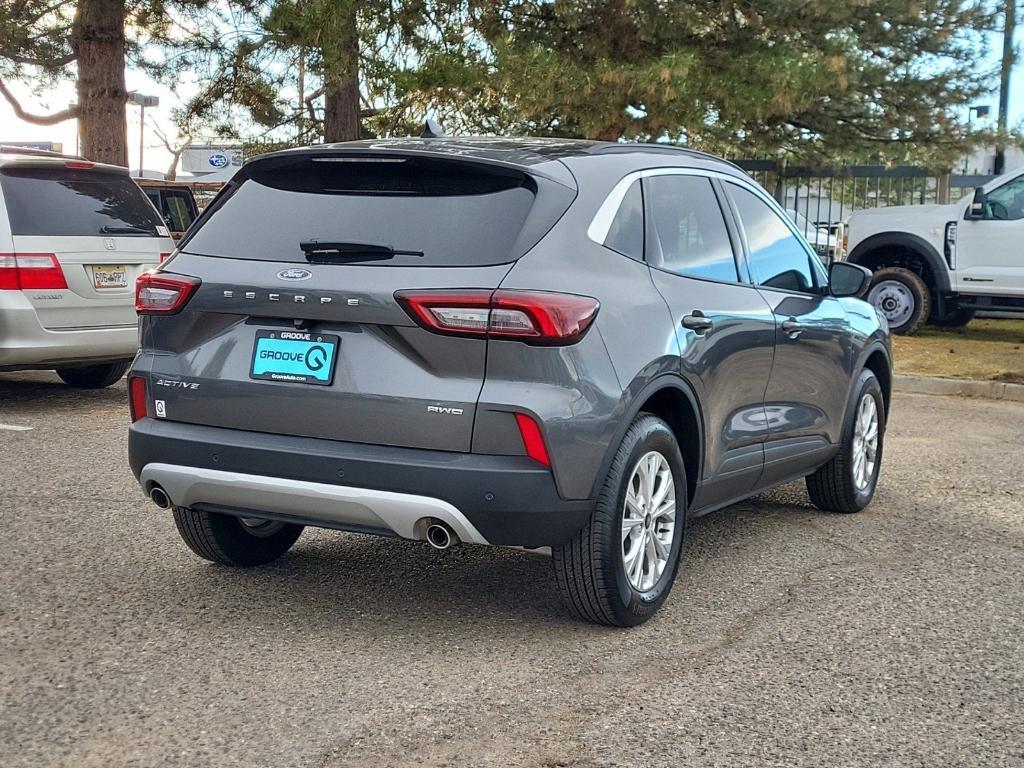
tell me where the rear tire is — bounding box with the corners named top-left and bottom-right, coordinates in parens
top-left (866, 266), bottom-right (929, 335)
top-left (55, 361), bottom-right (130, 389)
top-left (172, 507), bottom-right (303, 566)
top-left (806, 369), bottom-right (885, 513)
top-left (553, 414), bottom-right (686, 627)
top-left (929, 305), bottom-right (975, 329)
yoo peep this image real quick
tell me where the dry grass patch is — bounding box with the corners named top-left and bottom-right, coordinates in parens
top-left (892, 318), bottom-right (1024, 384)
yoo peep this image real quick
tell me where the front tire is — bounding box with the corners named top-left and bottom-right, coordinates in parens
top-left (806, 369), bottom-right (885, 513)
top-left (56, 361), bottom-right (130, 389)
top-left (867, 266), bottom-right (930, 335)
top-left (553, 414), bottom-right (686, 627)
top-left (172, 507), bottom-right (303, 566)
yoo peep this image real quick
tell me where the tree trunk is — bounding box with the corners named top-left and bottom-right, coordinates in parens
top-left (994, 0), bottom-right (1016, 175)
top-left (70, 0), bottom-right (127, 166)
top-left (322, 10), bottom-right (360, 143)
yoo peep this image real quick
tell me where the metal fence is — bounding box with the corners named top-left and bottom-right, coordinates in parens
top-left (734, 160), bottom-right (994, 261)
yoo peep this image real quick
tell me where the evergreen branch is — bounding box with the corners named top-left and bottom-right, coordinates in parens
top-left (0, 79), bottom-right (78, 125)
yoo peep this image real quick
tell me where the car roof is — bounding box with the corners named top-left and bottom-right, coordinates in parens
top-left (250, 136), bottom-right (746, 181)
top-left (0, 148), bottom-right (128, 174)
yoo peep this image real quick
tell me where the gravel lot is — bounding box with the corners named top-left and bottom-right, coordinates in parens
top-left (1, 373), bottom-right (1022, 768)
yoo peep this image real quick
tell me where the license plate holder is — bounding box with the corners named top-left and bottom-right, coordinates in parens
top-left (250, 330), bottom-right (338, 386)
top-left (91, 264), bottom-right (128, 289)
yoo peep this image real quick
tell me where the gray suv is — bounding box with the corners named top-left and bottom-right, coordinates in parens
top-left (128, 138), bottom-right (891, 626)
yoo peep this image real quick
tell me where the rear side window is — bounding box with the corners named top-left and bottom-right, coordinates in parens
top-left (183, 155), bottom-right (563, 266)
top-left (603, 180), bottom-right (644, 260)
top-left (727, 183), bottom-right (816, 293)
top-left (0, 167), bottom-right (164, 237)
top-left (645, 175), bottom-right (738, 282)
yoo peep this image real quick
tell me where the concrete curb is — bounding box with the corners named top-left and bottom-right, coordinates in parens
top-left (894, 374), bottom-right (1024, 403)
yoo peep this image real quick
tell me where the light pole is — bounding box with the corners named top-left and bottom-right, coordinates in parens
top-left (128, 91), bottom-right (159, 177)
top-left (963, 104), bottom-right (991, 175)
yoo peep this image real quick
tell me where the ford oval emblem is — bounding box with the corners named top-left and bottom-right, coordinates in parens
top-left (277, 268), bottom-right (313, 281)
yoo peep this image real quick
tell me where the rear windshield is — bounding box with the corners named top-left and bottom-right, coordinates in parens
top-left (146, 188), bottom-right (198, 232)
top-left (181, 156), bottom-right (541, 266)
top-left (1, 167), bottom-right (165, 237)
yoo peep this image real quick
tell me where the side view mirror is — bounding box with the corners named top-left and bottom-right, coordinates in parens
top-left (966, 186), bottom-right (986, 219)
top-left (829, 262), bottom-right (872, 298)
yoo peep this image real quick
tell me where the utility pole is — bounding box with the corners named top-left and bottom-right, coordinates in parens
top-left (995, 0), bottom-right (1017, 175)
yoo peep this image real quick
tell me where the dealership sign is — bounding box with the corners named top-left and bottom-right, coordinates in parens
top-left (182, 145), bottom-right (243, 174)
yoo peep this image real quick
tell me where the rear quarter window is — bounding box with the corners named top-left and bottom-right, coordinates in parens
top-left (181, 155), bottom-right (568, 267)
top-left (1, 167), bottom-right (164, 237)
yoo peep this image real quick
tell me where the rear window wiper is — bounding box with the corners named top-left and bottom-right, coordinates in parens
top-left (100, 225), bottom-right (155, 235)
top-left (299, 240), bottom-right (424, 263)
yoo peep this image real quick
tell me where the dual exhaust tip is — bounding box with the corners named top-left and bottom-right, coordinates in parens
top-left (147, 486), bottom-right (460, 550)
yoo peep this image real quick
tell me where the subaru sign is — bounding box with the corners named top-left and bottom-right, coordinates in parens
top-left (182, 145), bottom-right (243, 175)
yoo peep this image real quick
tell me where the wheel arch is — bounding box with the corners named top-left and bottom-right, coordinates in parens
top-left (591, 375), bottom-right (704, 505)
top-left (847, 232), bottom-right (951, 294)
top-left (856, 341), bottom-right (893, 419)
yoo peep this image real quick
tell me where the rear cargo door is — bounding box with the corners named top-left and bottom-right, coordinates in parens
top-left (1, 165), bottom-right (171, 329)
top-left (146, 152), bottom-right (573, 452)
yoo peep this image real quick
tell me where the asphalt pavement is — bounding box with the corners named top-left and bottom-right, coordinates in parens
top-left (1, 372), bottom-right (1022, 768)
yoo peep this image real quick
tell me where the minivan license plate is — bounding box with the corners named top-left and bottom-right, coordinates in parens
top-left (250, 330), bottom-right (338, 386)
top-left (91, 264), bottom-right (127, 289)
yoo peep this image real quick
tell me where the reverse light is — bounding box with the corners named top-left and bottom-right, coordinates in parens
top-left (128, 375), bottom-right (148, 422)
top-left (515, 412), bottom-right (551, 467)
top-left (136, 271), bottom-right (200, 314)
top-left (0, 253), bottom-right (68, 290)
top-left (395, 289), bottom-right (599, 345)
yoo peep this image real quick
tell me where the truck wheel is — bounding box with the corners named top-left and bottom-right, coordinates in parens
top-left (55, 362), bottom-right (130, 389)
top-left (929, 305), bottom-right (975, 329)
top-left (866, 267), bottom-right (930, 335)
top-left (806, 369), bottom-right (885, 513)
top-left (172, 507), bottom-right (303, 566)
top-left (553, 414), bottom-right (686, 627)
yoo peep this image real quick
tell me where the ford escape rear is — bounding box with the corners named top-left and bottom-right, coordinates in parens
top-left (128, 138), bottom-right (891, 626)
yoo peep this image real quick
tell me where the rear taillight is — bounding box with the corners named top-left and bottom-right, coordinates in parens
top-left (0, 253), bottom-right (68, 290)
top-left (159, 252), bottom-right (172, 263)
top-left (515, 412), bottom-right (551, 467)
top-left (136, 272), bottom-right (200, 314)
top-left (395, 289), bottom-right (599, 345)
top-left (128, 375), bottom-right (148, 422)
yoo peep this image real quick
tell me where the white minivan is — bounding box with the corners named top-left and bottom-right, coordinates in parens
top-left (0, 149), bottom-right (174, 387)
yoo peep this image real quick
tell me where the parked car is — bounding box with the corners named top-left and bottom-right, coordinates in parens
top-left (788, 209), bottom-right (839, 262)
top-left (0, 149), bottom-right (174, 387)
top-left (136, 179), bottom-right (200, 240)
top-left (128, 138), bottom-right (891, 626)
top-left (845, 165), bottom-right (1024, 334)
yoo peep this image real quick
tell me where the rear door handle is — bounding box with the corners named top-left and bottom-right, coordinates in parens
top-left (781, 318), bottom-right (804, 338)
top-left (682, 312), bottom-right (713, 334)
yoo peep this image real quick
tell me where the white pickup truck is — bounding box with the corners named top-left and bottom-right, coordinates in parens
top-left (845, 166), bottom-right (1024, 334)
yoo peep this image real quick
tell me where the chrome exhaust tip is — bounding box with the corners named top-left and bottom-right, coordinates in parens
top-left (149, 485), bottom-right (172, 510)
top-left (425, 522), bottom-right (456, 550)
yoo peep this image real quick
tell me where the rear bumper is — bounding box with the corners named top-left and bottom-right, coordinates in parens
top-left (0, 293), bottom-right (137, 370)
top-left (129, 419), bottom-right (594, 547)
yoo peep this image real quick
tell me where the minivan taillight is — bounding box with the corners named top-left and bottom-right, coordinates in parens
top-left (395, 289), bottom-right (599, 345)
top-left (0, 253), bottom-right (68, 290)
top-left (136, 272), bottom-right (200, 314)
top-left (128, 375), bottom-right (148, 422)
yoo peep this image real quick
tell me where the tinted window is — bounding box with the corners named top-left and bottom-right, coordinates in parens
top-left (646, 175), bottom-right (737, 282)
top-left (159, 189), bottom-right (198, 231)
top-left (1, 167), bottom-right (164, 236)
top-left (728, 184), bottom-right (816, 293)
top-left (183, 156), bottom-right (544, 266)
top-left (604, 180), bottom-right (644, 259)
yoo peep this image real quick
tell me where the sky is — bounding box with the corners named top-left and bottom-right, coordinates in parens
top-left (1, 24), bottom-right (1021, 176)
